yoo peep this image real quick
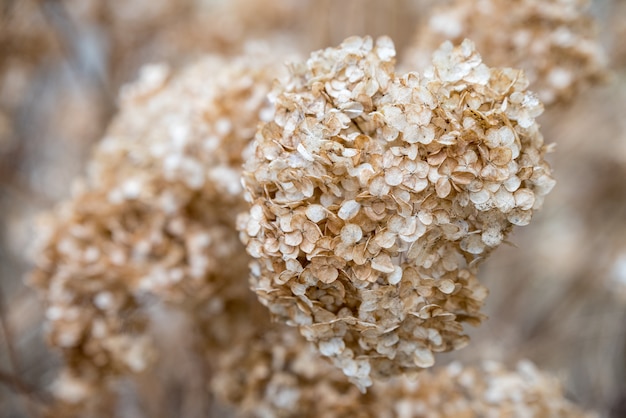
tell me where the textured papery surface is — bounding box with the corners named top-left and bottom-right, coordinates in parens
top-left (207, 275), bottom-right (591, 418)
top-left (212, 324), bottom-right (367, 418)
top-left (404, 0), bottom-right (606, 105)
top-left (214, 318), bottom-right (593, 418)
top-left (29, 49), bottom-right (284, 401)
top-left (380, 361), bottom-right (595, 418)
top-left (238, 36), bottom-right (554, 388)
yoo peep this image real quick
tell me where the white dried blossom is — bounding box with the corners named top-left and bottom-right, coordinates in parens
top-left (239, 36), bottom-right (554, 388)
top-left (30, 49), bottom-right (287, 393)
top-left (378, 360), bottom-right (596, 418)
top-left (213, 313), bottom-right (594, 418)
top-left (404, 0), bottom-right (607, 105)
top-left (212, 324), bottom-right (367, 418)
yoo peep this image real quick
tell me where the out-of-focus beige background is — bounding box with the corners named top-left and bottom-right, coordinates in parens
top-left (1, 0), bottom-right (625, 416)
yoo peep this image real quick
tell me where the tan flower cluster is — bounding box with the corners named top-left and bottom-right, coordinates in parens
top-left (203, 258), bottom-right (592, 418)
top-left (214, 318), bottom-right (593, 418)
top-left (239, 36), bottom-right (554, 388)
top-left (212, 324), bottom-right (368, 418)
top-left (378, 361), bottom-right (595, 418)
top-left (29, 50), bottom-right (283, 399)
top-left (404, 0), bottom-right (606, 105)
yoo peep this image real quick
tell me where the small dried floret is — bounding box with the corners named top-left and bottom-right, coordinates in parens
top-left (404, 0), bottom-right (607, 105)
top-left (239, 36), bottom-right (554, 388)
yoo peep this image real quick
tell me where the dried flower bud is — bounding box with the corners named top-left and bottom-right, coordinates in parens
top-left (404, 0), bottom-right (607, 105)
top-left (239, 36), bottom-right (554, 388)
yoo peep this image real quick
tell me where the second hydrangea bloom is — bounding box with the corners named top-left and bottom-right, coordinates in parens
top-left (239, 36), bottom-right (555, 388)
top-left (30, 50), bottom-right (285, 400)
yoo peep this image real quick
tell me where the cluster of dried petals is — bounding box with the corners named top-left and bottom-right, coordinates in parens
top-left (239, 36), bottom-right (554, 388)
top-left (212, 324), bottom-right (369, 418)
top-left (213, 320), bottom-right (592, 418)
top-left (30, 196), bottom-right (155, 397)
top-left (377, 361), bottom-right (595, 418)
top-left (30, 50), bottom-right (284, 399)
top-left (203, 269), bottom-right (591, 418)
top-left (611, 0), bottom-right (626, 69)
top-left (179, 245), bottom-right (592, 418)
top-left (404, 0), bottom-right (607, 105)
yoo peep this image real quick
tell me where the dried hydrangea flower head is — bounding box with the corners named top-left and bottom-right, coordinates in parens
top-left (214, 313), bottom-right (593, 418)
top-left (30, 48), bottom-right (283, 401)
top-left (404, 0), bottom-right (607, 105)
top-left (377, 361), bottom-right (595, 418)
top-left (207, 281), bottom-right (592, 418)
top-left (212, 324), bottom-right (369, 418)
top-left (239, 36), bottom-right (554, 389)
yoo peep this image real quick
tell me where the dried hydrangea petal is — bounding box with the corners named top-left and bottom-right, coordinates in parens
top-left (338, 200), bottom-right (362, 221)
